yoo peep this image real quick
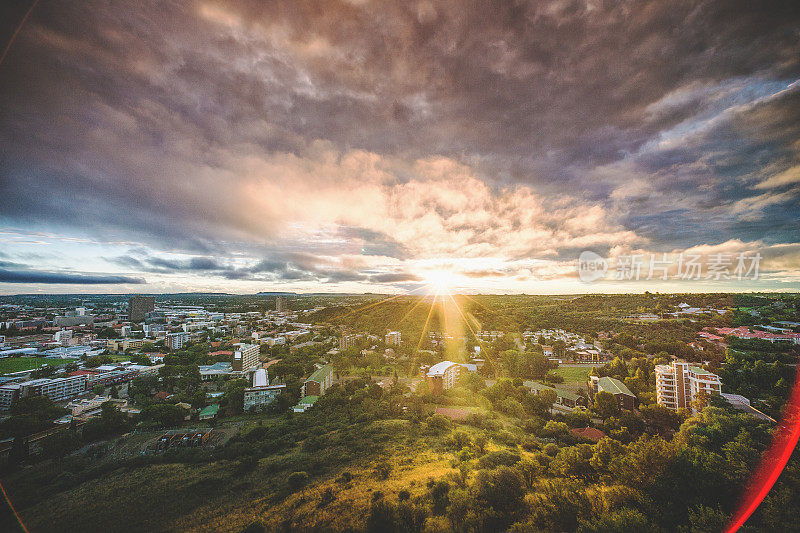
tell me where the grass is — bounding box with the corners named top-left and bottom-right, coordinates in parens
top-left (8, 417), bottom-right (458, 533)
top-left (553, 365), bottom-right (593, 391)
top-left (0, 357), bottom-right (60, 375)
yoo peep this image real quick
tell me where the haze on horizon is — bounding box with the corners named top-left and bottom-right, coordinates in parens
top-left (1, 0), bottom-right (799, 296)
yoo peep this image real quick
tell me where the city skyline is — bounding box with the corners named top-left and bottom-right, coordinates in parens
top-left (1, 1), bottom-right (799, 295)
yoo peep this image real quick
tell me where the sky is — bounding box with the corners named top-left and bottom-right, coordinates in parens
top-left (0, 0), bottom-right (799, 295)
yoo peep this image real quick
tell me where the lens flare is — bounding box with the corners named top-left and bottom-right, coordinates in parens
top-left (422, 269), bottom-right (453, 295)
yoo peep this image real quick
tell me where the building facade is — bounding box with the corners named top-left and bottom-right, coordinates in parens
top-left (588, 376), bottom-right (637, 411)
top-left (243, 369), bottom-right (286, 411)
top-left (385, 331), bottom-right (402, 345)
top-left (656, 361), bottom-right (722, 412)
top-left (301, 365), bottom-right (334, 397)
top-left (424, 361), bottom-right (462, 394)
top-left (339, 334), bottom-right (358, 350)
top-left (129, 295), bottom-right (156, 322)
top-left (231, 342), bottom-right (260, 372)
top-left (165, 332), bottom-right (190, 350)
top-left (18, 375), bottom-right (87, 404)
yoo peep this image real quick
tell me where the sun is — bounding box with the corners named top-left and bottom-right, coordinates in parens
top-left (422, 269), bottom-right (454, 295)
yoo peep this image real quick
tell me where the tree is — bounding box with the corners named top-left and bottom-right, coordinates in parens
top-left (429, 480), bottom-right (450, 515)
top-left (593, 391), bottom-right (619, 419)
top-left (538, 389), bottom-right (558, 410)
top-left (366, 498), bottom-right (396, 533)
top-left (473, 466), bottom-right (526, 529)
top-left (287, 471), bottom-right (309, 493)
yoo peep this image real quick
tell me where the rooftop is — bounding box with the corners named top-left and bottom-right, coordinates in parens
top-left (597, 376), bottom-right (635, 397)
top-left (306, 365), bottom-right (333, 383)
top-left (427, 360), bottom-right (459, 376)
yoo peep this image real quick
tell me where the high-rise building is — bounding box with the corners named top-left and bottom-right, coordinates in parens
top-left (232, 343), bottom-right (260, 372)
top-left (385, 331), bottom-right (401, 345)
top-left (276, 296), bottom-right (288, 312)
top-left (656, 361), bottom-right (722, 412)
top-left (54, 329), bottom-right (73, 347)
top-left (340, 334), bottom-right (358, 350)
top-left (165, 331), bottom-right (190, 350)
top-left (424, 361), bottom-right (462, 394)
top-left (129, 295), bottom-right (155, 322)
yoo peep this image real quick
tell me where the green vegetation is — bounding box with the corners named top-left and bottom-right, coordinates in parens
top-left (0, 357), bottom-right (60, 375)
top-left (1, 292), bottom-right (798, 532)
top-left (553, 365), bottom-right (593, 386)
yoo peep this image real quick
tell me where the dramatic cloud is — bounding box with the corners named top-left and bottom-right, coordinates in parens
top-left (0, 0), bottom-right (798, 293)
top-left (0, 269), bottom-right (145, 285)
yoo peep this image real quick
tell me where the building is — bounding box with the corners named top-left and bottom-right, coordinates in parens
top-left (199, 404), bottom-right (220, 420)
top-left (588, 376), bottom-right (637, 411)
top-left (301, 365), bottom-right (334, 397)
top-left (571, 427), bottom-right (607, 443)
top-left (166, 331), bottom-right (190, 350)
top-left (424, 361), bottom-right (462, 394)
top-left (54, 329), bottom-right (73, 347)
top-left (53, 315), bottom-right (94, 328)
top-left (232, 343), bottom-right (260, 372)
top-left (199, 362), bottom-right (236, 381)
top-left (18, 375), bottom-right (87, 403)
top-left (129, 295), bottom-right (156, 322)
top-left (276, 296), bottom-right (288, 312)
top-left (340, 334), bottom-right (358, 350)
top-left (107, 338), bottom-right (146, 353)
top-left (655, 361), bottom-right (722, 412)
top-left (293, 395), bottom-right (318, 413)
top-left (143, 323), bottom-right (165, 338)
top-left (243, 369), bottom-right (286, 411)
top-left (0, 383), bottom-right (21, 410)
top-left (721, 393), bottom-right (775, 422)
top-left (524, 381), bottom-right (586, 409)
top-left (385, 331), bottom-right (402, 345)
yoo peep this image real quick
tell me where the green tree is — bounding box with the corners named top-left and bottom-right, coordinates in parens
top-left (593, 391), bottom-right (619, 418)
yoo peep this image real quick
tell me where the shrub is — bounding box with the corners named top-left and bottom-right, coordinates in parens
top-left (477, 450), bottom-right (521, 469)
top-left (287, 471), bottom-right (309, 492)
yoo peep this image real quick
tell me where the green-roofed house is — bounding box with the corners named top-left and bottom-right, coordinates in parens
top-left (588, 376), bottom-right (637, 411)
top-left (523, 380), bottom-right (586, 409)
top-left (199, 404), bottom-right (220, 420)
top-left (293, 395), bottom-right (319, 413)
top-left (302, 365), bottom-right (333, 397)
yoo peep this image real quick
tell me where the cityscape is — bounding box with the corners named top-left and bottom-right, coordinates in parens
top-left (1, 1), bottom-right (800, 532)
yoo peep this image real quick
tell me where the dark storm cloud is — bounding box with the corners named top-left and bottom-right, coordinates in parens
top-left (0, 269), bottom-right (145, 284)
top-left (0, 0), bottom-right (799, 287)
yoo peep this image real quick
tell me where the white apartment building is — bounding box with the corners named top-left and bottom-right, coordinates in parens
top-left (166, 331), bottom-right (190, 350)
top-left (385, 331), bottom-right (402, 345)
top-left (425, 361), bottom-right (462, 394)
top-left (232, 342), bottom-right (260, 372)
top-left (340, 334), bottom-right (358, 350)
top-left (54, 329), bottom-right (73, 347)
top-left (17, 375), bottom-right (87, 404)
top-left (656, 361), bottom-right (721, 412)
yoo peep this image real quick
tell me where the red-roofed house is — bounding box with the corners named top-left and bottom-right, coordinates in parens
top-left (571, 427), bottom-right (606, 443)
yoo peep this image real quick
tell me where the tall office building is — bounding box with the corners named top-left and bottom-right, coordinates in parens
top-left (276, 296), bottom-right (287, 312)
top-left (129, 295), bottom-right (155, 322)
top-left (656, 361), bottom-right (722, 412)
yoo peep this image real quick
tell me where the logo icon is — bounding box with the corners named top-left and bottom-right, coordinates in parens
top-left (578, 251), bottom-right (608, 282)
